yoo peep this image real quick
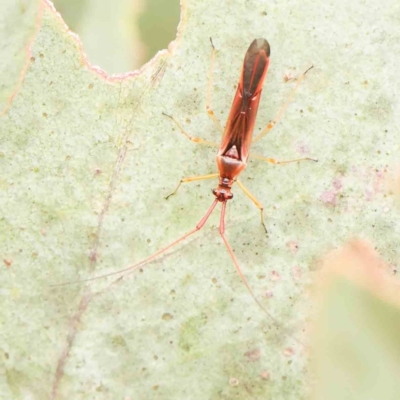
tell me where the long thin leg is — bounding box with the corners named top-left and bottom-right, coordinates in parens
top-left (163, 112), bottom-right (219, 147)
top-left (218, 202), bottom-right (303, 347)
top-left (251, 153), bottom-right (318, 165)
top-left (165, 173), bottom-right (219, 200)
top-left (52, 200), bottom-right (219, 287)
top-left (235, 180), bottom-right (267, 234)
top-left (206, 38), bottom-right (224, 133)
top-left (252, 65), bottom-right (314, 143)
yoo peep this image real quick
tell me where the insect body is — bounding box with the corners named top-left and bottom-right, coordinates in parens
top-left (213, 38), bottom-right (270, 203)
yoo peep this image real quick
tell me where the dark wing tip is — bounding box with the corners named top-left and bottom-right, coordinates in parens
top-left (241, 38), bottom-right (271, 97)
top-left (249, 38), bottom-right (271, 57)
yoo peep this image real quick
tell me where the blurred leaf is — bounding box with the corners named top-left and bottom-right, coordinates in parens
top-left (52, 0), bottom-right (181, 72)
top-left (137, 0), bottom-right (180, 63)
top-left (50, 0), bottom-right (87, 32)
top-left (53, 0), bottom-right (142, 72)
top-left (313, 241), bottom-right (400, 400)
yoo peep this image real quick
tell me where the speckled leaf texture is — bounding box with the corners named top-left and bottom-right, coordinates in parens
top-left (1, 0), bottom-right (399, 399)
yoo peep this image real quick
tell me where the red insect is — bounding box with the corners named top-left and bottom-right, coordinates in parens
top-left (57, 39), bottom-right (315, 329)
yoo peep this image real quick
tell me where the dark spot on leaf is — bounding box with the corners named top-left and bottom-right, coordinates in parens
top-left (162, 313), bottom-right (173, 321)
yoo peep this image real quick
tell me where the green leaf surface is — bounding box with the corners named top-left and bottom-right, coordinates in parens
top-left (315, 278), bottom-right (400, 400)
top-left (53, 0), bottom-right (141, 73)
top-left (1, 0), bottom-right (400, 399)
top-left (312, 242), bottom-right (400, 400)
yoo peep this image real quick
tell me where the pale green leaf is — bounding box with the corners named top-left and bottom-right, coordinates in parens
top-left (312, 241), bottom-right (400, 400)
top-left (1, 0), bottom-right (400, 399)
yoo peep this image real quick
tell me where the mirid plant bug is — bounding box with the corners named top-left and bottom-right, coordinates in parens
top-left (55, 38), bottom-right (316, 335)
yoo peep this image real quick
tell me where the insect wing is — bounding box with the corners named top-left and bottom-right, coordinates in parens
top-left (219, 39), bottom-right (270, 163)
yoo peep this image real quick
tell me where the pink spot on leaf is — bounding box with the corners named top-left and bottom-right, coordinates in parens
top-left (270, 271), bottom-right (280, 281)
top-left (286, 241), bottom-right (299, 254)
top-left (292, 266), bottom-right (303, 280)
top-left (244, 348), bottom-right (261, 362)
top-left (260, 370), bottom-right (270, 380)
top-left (332, 177), bottom-right (343, 190)
top-left (320, 190), bottom-right (337, 205)
top-left (264, 290), bottom-right (274, 298)
top-left (295, 140), bottom-right (310, 155)
top-left (283, 347), bottom-right (295, 357)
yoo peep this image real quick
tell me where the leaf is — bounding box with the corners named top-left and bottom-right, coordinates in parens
top-left (312, 241), bottom-right (400, 400)
top-left (1, 0), bottom-right (399, 399)
top-left (53, 0), bottom-right (143, 73)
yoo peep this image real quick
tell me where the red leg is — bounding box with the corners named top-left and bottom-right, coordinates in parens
top-left (53, 200), bottom-right (219, 287)
top-left (218, 201), bottom-right (304, 347)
